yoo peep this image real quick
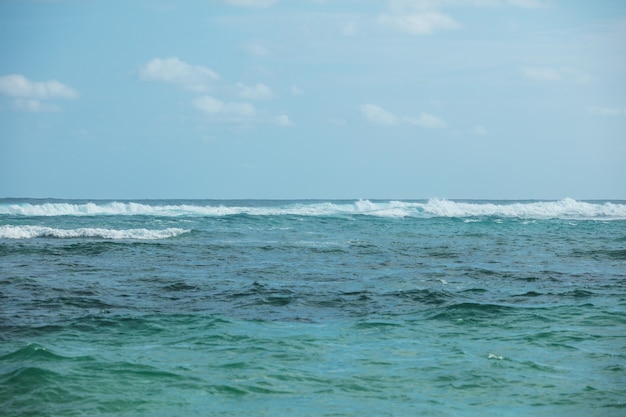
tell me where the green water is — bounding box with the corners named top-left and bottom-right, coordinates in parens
top-left (2, 199), bottom-right (625, 416)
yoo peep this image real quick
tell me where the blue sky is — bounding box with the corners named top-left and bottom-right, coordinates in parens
top-left (1, 0), bottom-right (625, 199)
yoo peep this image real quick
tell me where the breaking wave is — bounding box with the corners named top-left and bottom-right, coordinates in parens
top-left (417, 198), bottom-right (626, 219)
top-left (1, 198), bottom-right (625, 220)
top-left (0, 225), bottom-right (190, 240)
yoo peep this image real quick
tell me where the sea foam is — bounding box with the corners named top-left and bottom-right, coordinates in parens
top-left (0, 225), bottom-right (190, 240)
top-left (419, 198), bottom-right (626, 219)
top-left (0, 199), bottom-right (624, 219)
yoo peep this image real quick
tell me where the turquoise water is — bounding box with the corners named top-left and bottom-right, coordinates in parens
top-left (1, 199), bottom-right (625, 416)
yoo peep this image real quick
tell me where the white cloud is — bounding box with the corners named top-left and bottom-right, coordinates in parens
top-left (193, 95), bottom-right (255, 117)
top-left (361, 104), bottom-right (398, 125)
top-left (193, 95), bottom-right (291, 126)
top-left (224, 101), bottom-right (256, 116)
top-left (0, 74), bottom-right (78, 100)
top-left (379, 12), bottom-right (459, 35)
top-left (193, 96), bottom-right (223, 114)
top-left (237, 83), bottom-right (274, 99)
top-left (381, 0), bottom-right (544, 35)
top-left (139, 59), bottom-right (290, 127)
top-left (139, 57), bottom-right (219, 92)
top-left (586, 106), bottom-right (626, 116)
top-left (274, 115), bottom-right (292, 126)
top-left (0, 74), bottom-right (78, 112)
top-left (406, 112), bottom-right (447, 128)
top-left (224, 0), bottom-right (277, 8)
top-left (361, 104), bottom-right (447, 128)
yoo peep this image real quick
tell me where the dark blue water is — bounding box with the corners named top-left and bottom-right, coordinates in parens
top-left (1, 199), bottom-right (625, 416)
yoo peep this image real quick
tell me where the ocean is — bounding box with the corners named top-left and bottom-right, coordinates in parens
top-left (1, 198), bottom-right (625, 416)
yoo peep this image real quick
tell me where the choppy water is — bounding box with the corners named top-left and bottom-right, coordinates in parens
top-left (1, 199), bottom-right (625, 416)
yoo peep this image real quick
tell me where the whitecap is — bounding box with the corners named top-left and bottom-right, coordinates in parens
top-left (0, 199), bottom-right (624, 220)
top-left (0, 225), bottom-right (190, 240)
top-left (420, 198), bottom-right (626, 220)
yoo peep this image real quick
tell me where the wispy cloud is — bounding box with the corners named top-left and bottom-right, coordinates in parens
top-left (291, 85), bottom-right (304, 96)
top-left (0, 74), bottom-right (78, 112)
top-left (273, 115), bottom-right (292, 126)
top-left (361, 104), bottom-right (399, 125)
top-left (341, 20), bottom-right (359, 37)
top-left (586, 106), bottom-right (626, 116)
top-left (522, 67), bottom-right (562, 82)
top-left (237, 83), bottom-right (274, 100)
top-left (522, 67), bottom-right (592, 84)
top-left (193, 95), bottom-right (255, 117)
top-left (139, 57), bottom-right (219, 92)
top-left (406, 112), bottom-right (447, 128)
top-left (506, 0), bottom-right (545, 9)
top-left (452, 125), bottom-right (489, 137)
top-left (11, 98), bottom-right (61, 112)
top-left (379, 12), bottom-right (459, 35)
top-left (361, 104), bottom-right (446, 128)
top-left (471, 125), bottom-right (488, 135)
top-left (380, 0), bottom-right (545, 35)
top-left (244, 40), bottom-right (271, 57)
top-left (223, 0), bottom-right (277, 8)
top-left (193, 95), bottom-right (292, 127)
top-left (140, 58), bottom-right (290, 127)
top-left (389, 0), bottom-right (544, 10)
top-left (0, 74), bottom-right (78, 100)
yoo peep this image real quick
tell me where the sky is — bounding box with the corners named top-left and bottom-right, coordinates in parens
top-left (0, 0), bottom-right (625, 200)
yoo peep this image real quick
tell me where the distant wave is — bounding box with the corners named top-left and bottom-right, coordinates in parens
top-left (1, 198), bottom-right (625, 220)
top-left (0, 225), bottom-right (190, 240)
top-left (419, 198), bottom-right (626, 219)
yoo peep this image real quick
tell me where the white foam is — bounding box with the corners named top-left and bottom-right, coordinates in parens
top-left (0, 225), bottom-right (190, 240)
top-left (420, 198), bottom-right (626, 219)
top-left (488, 353), bottom-right (504, 360)
top-left (0, 199), bottom-right (624, 220)
top-left (0, 201), bottom-right (404, 218)
top-left (0, 202), bottom-right (215, 217)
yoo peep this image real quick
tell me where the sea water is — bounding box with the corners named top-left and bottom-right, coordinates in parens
top-left (1, 199), bottom-right (625, 416)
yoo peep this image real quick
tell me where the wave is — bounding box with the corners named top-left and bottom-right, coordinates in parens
top-left (1, 198), bottom-right (625, 220)
top-left (0, 225), bottom-right (190, 240)
top-left (418, 198), bottom-right (626, 219)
